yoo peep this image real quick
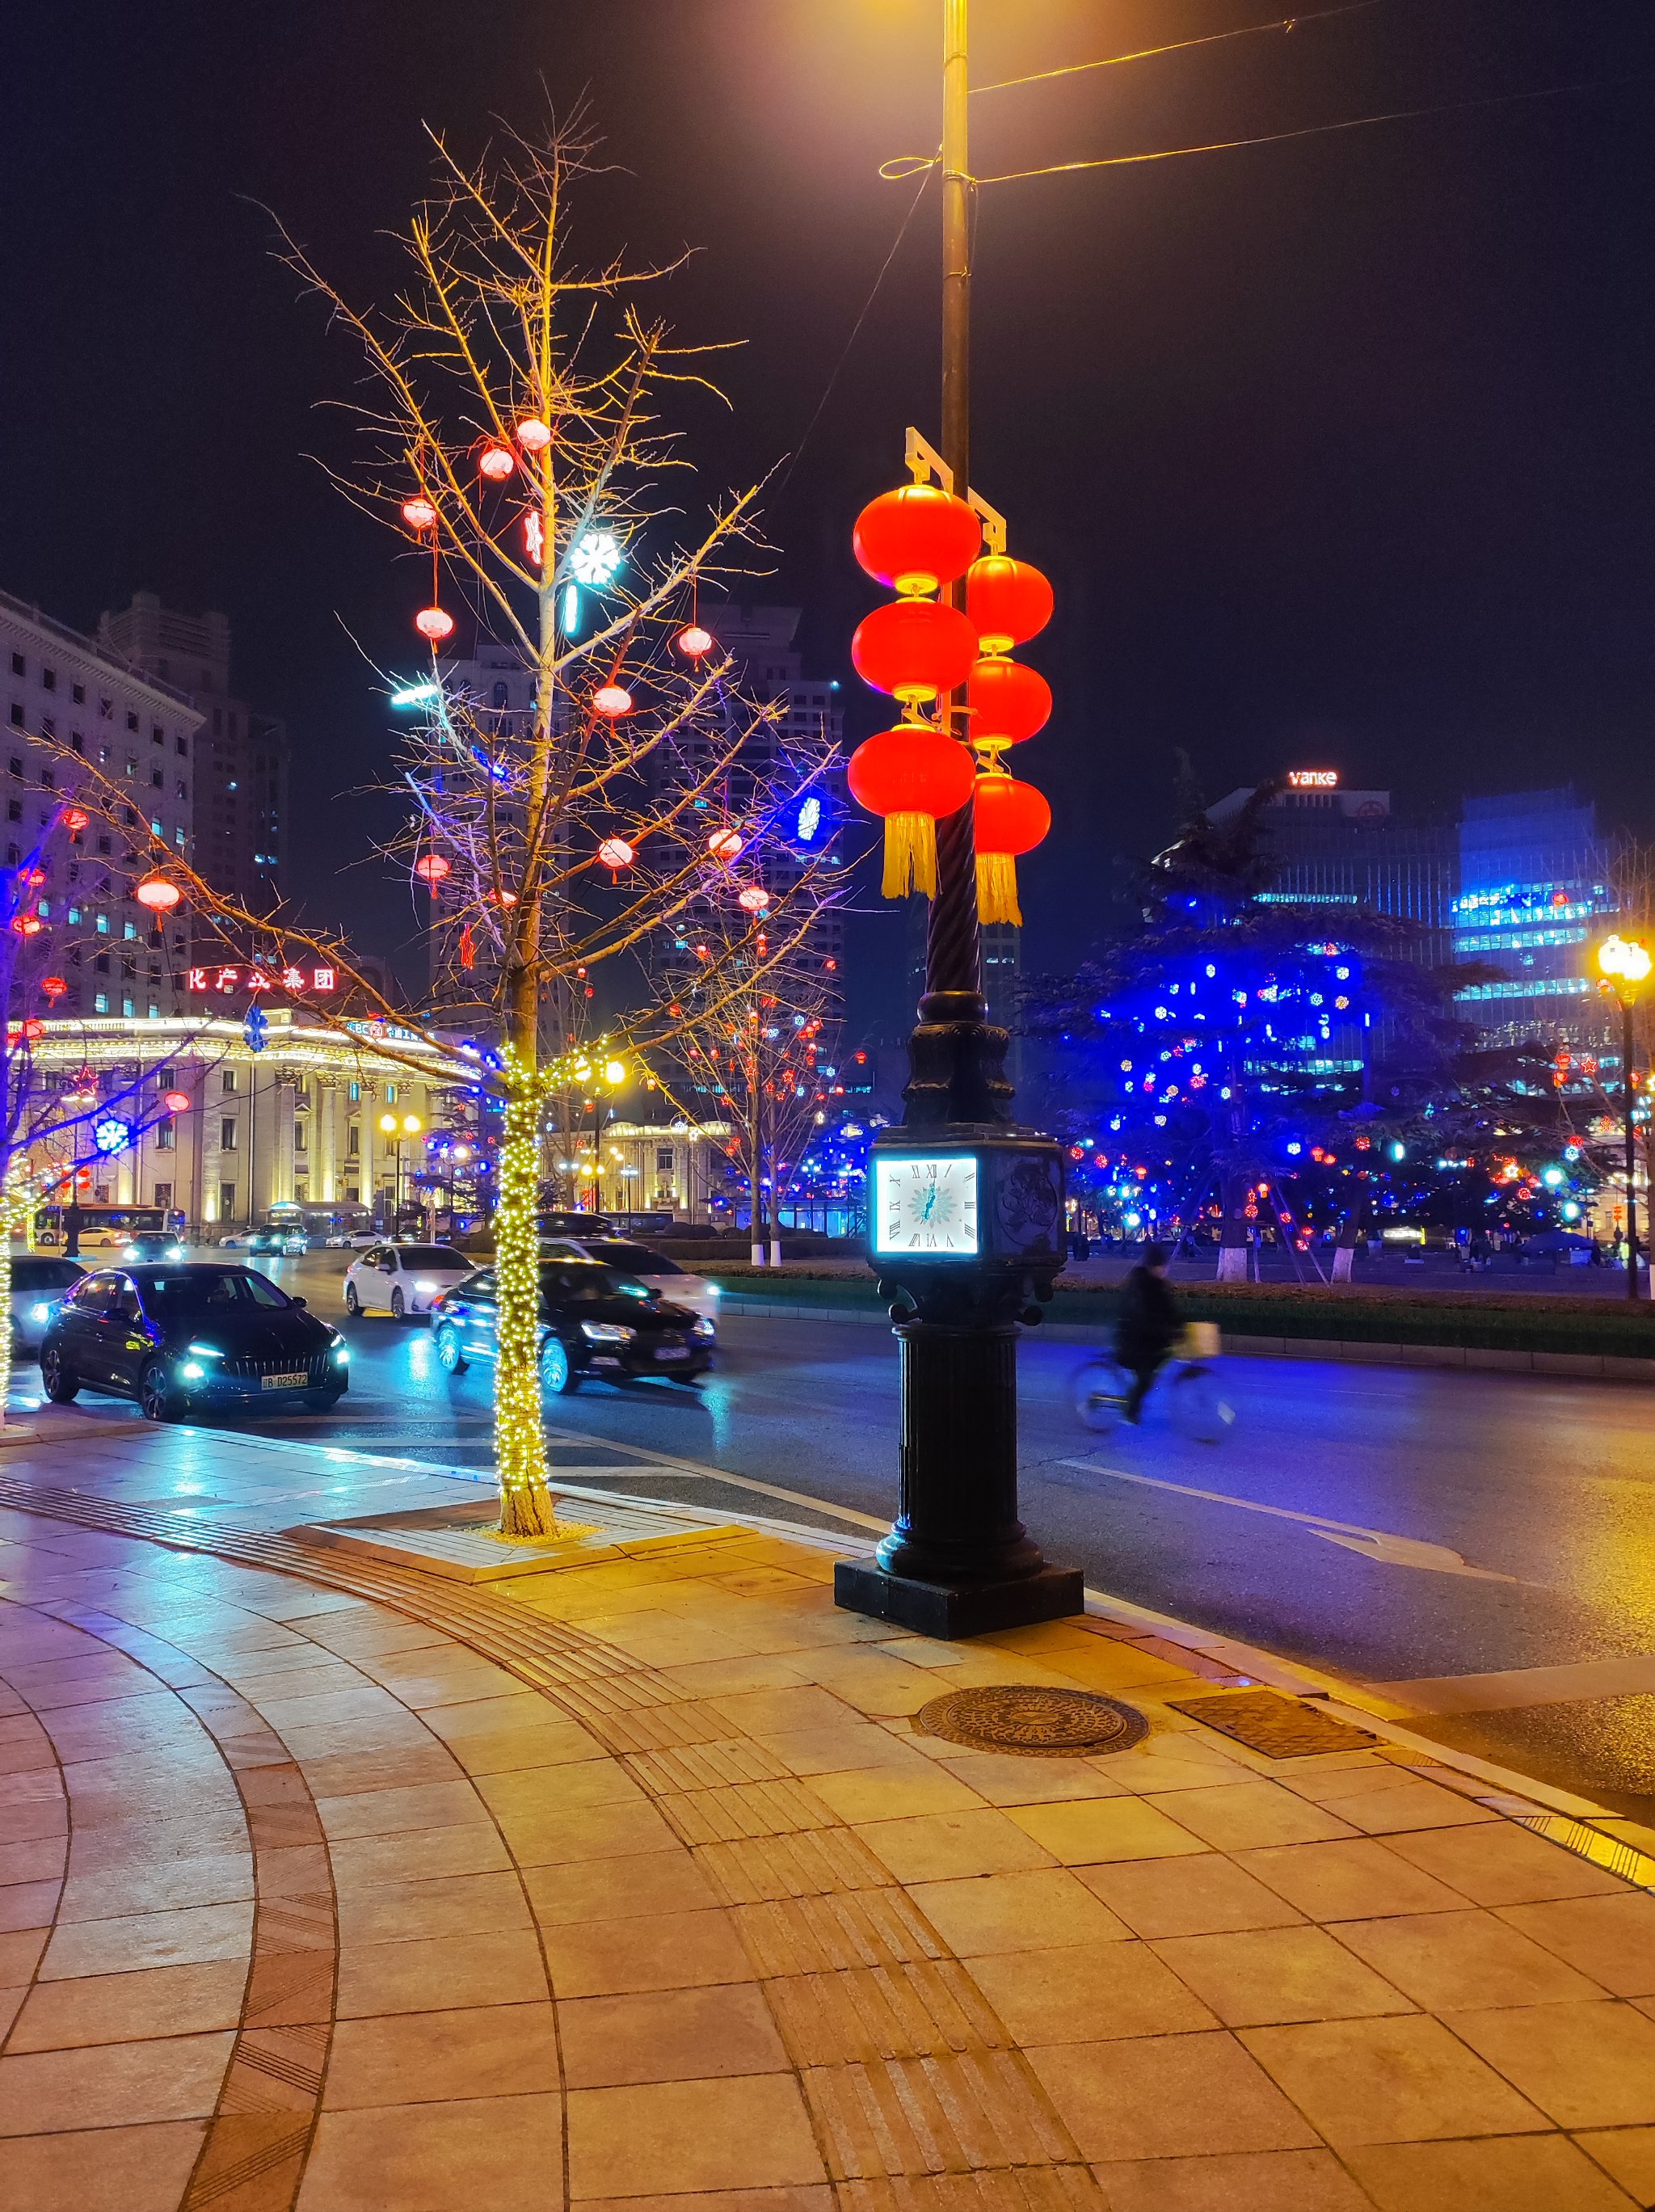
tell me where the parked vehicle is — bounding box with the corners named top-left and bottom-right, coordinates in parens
top-left (8, 1255), bottom-right (86, 1354)
top-left (325, 1229), bottom-right (381, 1249)
top-left (40, 1266), bottom-right (349, 1422)
top-left (541, 1236), bottom-right (720, 1327)
top-left (343, 1242), bottom-right (472, 1319)
top-left (430, 1258), bottom-right (714, 1393)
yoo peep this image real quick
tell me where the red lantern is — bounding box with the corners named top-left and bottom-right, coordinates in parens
top-left (11, 916), bottom-right (42, 937)
top-left (134, 876), bottom-right (181, 912)
top-left (19, 1018), bottom-right (43, 1041)
top-left (515, 418), bottom-right (552, 453)
top-left (966, 556), bottom-right (1055, 655)
top-left (676, 625), bottom-right (714, 659)
top-left (162, 1091), bottom-right (191, 1115)
top-left (416, 606), bottom-right (454, 643)
top-left (972, 771), bottom-right (1051, 925)
top-left (853, 485), bottom-right (981, 596)
top-left (597, 836), bottom-right (635, 872)
top-left (64, 809), bottom-right (88, 835)
top-left (966, 657), bottom-right (1052, 751)
top-left (848, 727), bottom-right (976, 900)
top-left (40, 976), bottom-right (67, 1000)
top-left (707, 828), bottom-right (744, 864)
top-left (852, 600), bottom-right (978, 704)
top-left (415, 853), bottom-right (451, 886)
top-left (22, 869), bottom-right (45, 888)
top-left (402, 495), bottom-right (438, 531)
top-left (738, 886), bottom-right (771, 913)
top-left (592, 685), bottom-right (633, 718)
top-left (478, 443), bottom-right (516, 482)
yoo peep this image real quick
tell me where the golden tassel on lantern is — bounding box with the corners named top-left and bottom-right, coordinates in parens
top-left (976, 849), bottom-right (1022, 925)
top-left (884, 814), bottom-right (939, 900)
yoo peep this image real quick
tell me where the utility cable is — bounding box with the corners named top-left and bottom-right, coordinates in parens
top-left (974, 71), bottom-right (1655, 187)
top-left (971, 0), bottom-right (1388, 98)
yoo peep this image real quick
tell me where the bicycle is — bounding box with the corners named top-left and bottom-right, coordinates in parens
top-left (1072, 1321), bottom-right (1236, 1443)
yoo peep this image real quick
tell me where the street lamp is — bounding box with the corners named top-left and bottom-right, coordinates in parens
top-left (1598, 933), bottom-right (1650, 1300)
top-left (836, 0), bottom-right (1081, 1639)
top-left (378, 1111), bottom-right (423, 1225)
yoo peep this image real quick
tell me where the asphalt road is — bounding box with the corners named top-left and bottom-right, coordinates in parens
top-left (20, 1248), bottom-right (1655, 1818)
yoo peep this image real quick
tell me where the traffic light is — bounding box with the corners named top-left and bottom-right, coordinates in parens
top-left (243, 1006), bottom-right (268, 1055)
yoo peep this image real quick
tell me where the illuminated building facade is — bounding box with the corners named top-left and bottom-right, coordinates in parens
top-left (99, 593), bottom-right (289, 911)
top-left (19, 1013), bottom-right (465, 1232)
top-left (1208, 778), bottom-right (1456, 955)
top-left (1, 588), bottom-right (200, 1020)
top-left (1453, 787), bottom-right (1619, 1048)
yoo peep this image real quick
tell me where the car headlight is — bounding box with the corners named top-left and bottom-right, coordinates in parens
top-left (332, 1344), bottom-right (350, 1363)
top-left (29, 1303), bottom-right (52, 1322)
top-left (580, 1321), bottom-right (636, 1343)
top-left (706, 1283), bottom-right (720, 1297)
top-left (187, 1343), bottom-right (224, 1358)
top-left (692, 1316), bottom-right (715, 1338)
top-left (167, 1246), bottom-right (184, 1260)
top-left (179, 1361), bottom-right (206, 1382)
top-left (124, 1246), bottom-right (139, 1259)
top-left (414, 1279), bottom-right (438, 1294)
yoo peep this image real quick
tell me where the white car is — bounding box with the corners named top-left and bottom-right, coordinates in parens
top-left (343, 1242), bottom-right (474, 1320)
top-left (541, 1237), bottom-right (721, 1329)
top-left (9, 1255), bottom-right (86, 1353)
top-left (325, 1229), bottom-right (381, 1249)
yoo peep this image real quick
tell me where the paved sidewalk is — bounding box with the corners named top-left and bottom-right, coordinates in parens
top-left (2, 1428), bottom-right (1654, 2210)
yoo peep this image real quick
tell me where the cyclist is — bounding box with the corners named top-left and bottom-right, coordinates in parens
top-left (1114, 1243), bottom-right (1181, 1424)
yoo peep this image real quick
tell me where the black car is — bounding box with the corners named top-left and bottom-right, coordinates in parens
top-left (431, 1258), bottom-right (714, 1393)
top-left (122, 1231), bottom-right (189, 1262)
top-left (41, 1265), bottom-right (350, 1423)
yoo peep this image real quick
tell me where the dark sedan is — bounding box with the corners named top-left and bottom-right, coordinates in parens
top-left (431, 1258), bottom-right (714, 1393)
top-left (41, 1265), bottom-right (350, 1422)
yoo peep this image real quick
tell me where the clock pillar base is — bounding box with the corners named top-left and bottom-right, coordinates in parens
top-left (833, 1558), bottom-right (1085, 1640)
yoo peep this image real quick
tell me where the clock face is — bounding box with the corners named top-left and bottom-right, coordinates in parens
top-left (873, 1155), bottom-right (980, 1258)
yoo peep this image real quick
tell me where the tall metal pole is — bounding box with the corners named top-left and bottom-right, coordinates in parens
top-left (838, 0), bottom-right (1080, 1637)
top-left (1623, 998), bottom-right (1640, 1300)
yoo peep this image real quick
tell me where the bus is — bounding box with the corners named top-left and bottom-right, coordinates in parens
top-left (32, 1203), bottom-right (171, 1251)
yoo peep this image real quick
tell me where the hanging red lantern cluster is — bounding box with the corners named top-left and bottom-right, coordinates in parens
top-left (964, 550), bottom-right (1054, 925)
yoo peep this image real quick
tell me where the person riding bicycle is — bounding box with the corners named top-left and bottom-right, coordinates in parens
top-left (1114, 1243), bottom-right (1181, 1424)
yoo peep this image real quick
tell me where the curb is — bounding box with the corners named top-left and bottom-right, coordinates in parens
top-left (716, 1296), bottom-right (1655, 1383)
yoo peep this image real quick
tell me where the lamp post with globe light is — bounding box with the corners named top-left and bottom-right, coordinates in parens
top-left (377, 1111), bottom-right (423, 1228)
top-left (1598, 935), bottom-right (1651, 1299)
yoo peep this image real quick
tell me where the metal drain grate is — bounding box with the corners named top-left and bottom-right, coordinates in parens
top-left (916, 1685), bottom-right (1148, 1758)
top-left (1169, 1689), bottom-right (1379, 1758)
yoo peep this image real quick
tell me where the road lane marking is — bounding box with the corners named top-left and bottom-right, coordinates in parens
top-left (1057, 1460), bottom-right (1518, 1582)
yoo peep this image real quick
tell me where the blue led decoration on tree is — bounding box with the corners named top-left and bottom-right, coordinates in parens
top-left (1026, 768), bottom-right (1493, 1278)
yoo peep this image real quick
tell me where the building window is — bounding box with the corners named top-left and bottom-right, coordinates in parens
top-left (122, 996), bottom-right (135, 1018)
top-left (72, 683), bottom-right (84, 705)
top-left (38, 767), bottom-right (53, 789)
top-left (8, 654), bottom-right (23, 677)
top-left (222, 1068), bottom-right (237, 1094)
top-left (294, 1123), bottom-right (307, 1152)
top-left (385, 1083), bottom-right (398, 1104)
top-left (95, 914), bottom-right (108, 934)
top-left (95, 954), bottom-right (109, 975)
top-left (154, 1183), bottom-right (172, 1208)
top-left (221, 1119), bottom-right (238, 1150)
top-left (6, 802), bottom-right (19, 824)
top-left (126, 711), bottom-right (139, 732)
top-left (219, 1182), bottom-right (237, 1220)
top-left (94, 992), bottom-right (109, 1013)
top-left (152, 725), bottom-right (164, 746)
top-left (70, 734), bottom-right (84, 756)
top-left (8, 706), bottom-right (21, 728)
top-left (124, 921), bottom-right (137, 941)
top-left (347, 1125), bottom-right (360, 1157)
top-left (124, 758), bottom-right (137, 778)
top-left (150, 769), bottom-right (163, 790)
top-left (348, 1081), bottom-right (360, 1102)
top-left (42, 668), bottom-right (56, 693)
top-left (176, 734), bottom-right (188, 757)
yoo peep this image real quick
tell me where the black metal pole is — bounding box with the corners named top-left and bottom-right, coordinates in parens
top-left (836, 0), bottom-right (1080, 1639)
top-left (1625, 997), bottom-right (1640, 1301)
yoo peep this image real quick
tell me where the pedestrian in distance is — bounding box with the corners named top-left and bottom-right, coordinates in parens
top-left (1113, 1242), bottom-right (1181, 1425)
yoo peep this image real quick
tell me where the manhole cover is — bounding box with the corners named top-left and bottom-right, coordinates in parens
top-left (1169, 1690), bottom-right (1378, 1759)
top-left (916, 1685), bottom-right (1148, 1759)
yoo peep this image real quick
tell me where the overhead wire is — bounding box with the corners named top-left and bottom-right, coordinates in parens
top-left (973, 72), bottom-right (1655, 187)
top-left (971, 0), bottom-right (1388, 99)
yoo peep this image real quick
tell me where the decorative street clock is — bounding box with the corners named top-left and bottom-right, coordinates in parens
top-left (868, 1130), bottom-right (1065, 1275)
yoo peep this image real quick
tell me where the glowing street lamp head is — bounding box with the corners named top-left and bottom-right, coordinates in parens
top-left (378, 1113), bottom-right (398, 1135)
top-left (568, 531), bottom-right (624, 588)
top-left (604, 1060), bottom-right (627, 1086)
top-left (1599, 933), bottom-right (1653, 990)
top-left (402, 1114), bottom-right (423, 1135)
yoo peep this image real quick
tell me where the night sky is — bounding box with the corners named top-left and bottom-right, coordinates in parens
top-left (6, 0), bottom-right (1654, 1039)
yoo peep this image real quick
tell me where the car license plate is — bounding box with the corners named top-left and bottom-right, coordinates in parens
top-left (655, 1346), bottom-right (689, 1362)
top-left (263, 1371), bottom-right (308, 1390)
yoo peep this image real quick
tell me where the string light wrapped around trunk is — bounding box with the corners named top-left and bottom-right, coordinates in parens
top-left (848, 725), bottom-right (976, 900)
top-left (492, 1042), bottom-right (562, 1540)
top-left (972, 770), bottom-right (1051, 926)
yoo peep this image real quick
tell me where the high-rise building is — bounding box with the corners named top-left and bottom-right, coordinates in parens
top-left (99, 592), bottom-right (289, 911)
top-left (1, 586), bottom-right (200, 1019)
top-left (1452, 787), bottom-right (1619, 1047)
top-left (1208, 777), bottom-right (1456, 959)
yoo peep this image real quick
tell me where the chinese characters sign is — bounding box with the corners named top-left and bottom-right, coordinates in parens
top-left (187, 966), bottom-right (337, 996)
